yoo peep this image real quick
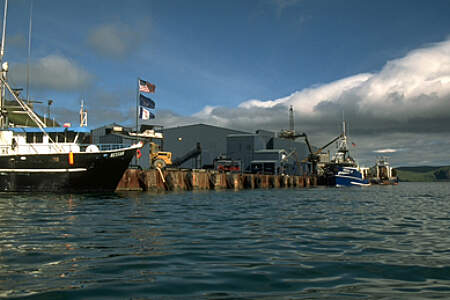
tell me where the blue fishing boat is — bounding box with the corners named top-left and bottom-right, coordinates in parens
top-left (332, 166), bottom-right (370, 187)
top-left (324, 121), bottom-right (369, 187)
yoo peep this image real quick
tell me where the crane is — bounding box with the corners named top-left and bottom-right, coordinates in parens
top-left (278, 105), bottom-right (314, 174)
top-left (278, 106), bottom-right (345, 175)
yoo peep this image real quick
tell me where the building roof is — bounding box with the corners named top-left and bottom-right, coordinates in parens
top-left (162, 123), bottom-right (249, 134)
top-left (255, 149), bottom-right (288, 153)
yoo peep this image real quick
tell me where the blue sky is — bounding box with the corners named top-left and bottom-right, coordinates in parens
top-left (3, 0), bottom-right (450, 166)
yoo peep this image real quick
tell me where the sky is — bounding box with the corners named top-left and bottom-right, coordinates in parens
top-left (3, 0), bottom-right (450, 167)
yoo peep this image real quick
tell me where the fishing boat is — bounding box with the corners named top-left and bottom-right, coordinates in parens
top-left (327, 165), bottom-right (370, 187)
top-left (369, 156), bottom-right (398, 185)
top-left (0, 0), bottom-right (143, 192)
top-left (323, 121), bottom-right (370, 187)
top-left (0, 80), bottom-right (144, 192)
top-left (0, 126), bottom-right (143, 192)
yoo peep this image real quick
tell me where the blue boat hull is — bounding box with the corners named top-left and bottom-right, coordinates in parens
top-left (335, 175), bottom-right (370, 187)
top-left (326, 166), bottom-right (370, 187)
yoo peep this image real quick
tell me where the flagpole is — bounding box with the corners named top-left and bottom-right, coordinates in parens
top-left (135, 77), bottom-right (139, 165)
top-left (136, 77), bottom-right (139, 134)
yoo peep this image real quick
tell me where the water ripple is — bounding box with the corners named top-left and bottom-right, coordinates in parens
top-left (0, 183), bottom-right (450, 299)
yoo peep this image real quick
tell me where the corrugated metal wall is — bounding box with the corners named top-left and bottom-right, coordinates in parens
top-left (161, 124), bottom-right (248, 168)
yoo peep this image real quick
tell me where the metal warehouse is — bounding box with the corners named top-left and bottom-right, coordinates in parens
top-left (92, 123), bottom-right (313, 174)
top-left (160, 124), bottom-right (247, 168)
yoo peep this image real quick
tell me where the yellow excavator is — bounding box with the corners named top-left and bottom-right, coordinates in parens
top-left (150, 142), bottom-right (202, 169)
top-left (109, 125), bottom-right (174, 169)
top-left (150, 142), bottom-right (173, 169)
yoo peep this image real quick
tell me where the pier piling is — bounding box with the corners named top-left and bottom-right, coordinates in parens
top-left (116, 169), bottom-right (143, 191)
top-left (117, 169), bottom-right (317, 192)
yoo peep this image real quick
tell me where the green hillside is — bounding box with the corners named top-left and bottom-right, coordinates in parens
top-left (395, 166), bottom-right (450, 182)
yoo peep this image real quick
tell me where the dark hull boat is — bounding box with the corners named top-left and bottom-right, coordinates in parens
top-left (0, 144), bottom-right (140, 192)
top-left (0, 0), bottom-right (145, 193)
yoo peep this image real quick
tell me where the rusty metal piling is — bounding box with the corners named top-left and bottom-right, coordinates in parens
top-left (117, 169), bottom-right (317, 192)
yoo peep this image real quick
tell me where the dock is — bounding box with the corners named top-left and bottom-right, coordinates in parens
top-left (116, 168), bottom-right (318, 192)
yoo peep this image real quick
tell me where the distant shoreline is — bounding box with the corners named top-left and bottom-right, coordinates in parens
top-left (395, 166), bottom-right (450, 182)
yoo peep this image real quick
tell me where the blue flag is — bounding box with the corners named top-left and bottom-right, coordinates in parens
top-left (140, 94), bottom-right (155, 109)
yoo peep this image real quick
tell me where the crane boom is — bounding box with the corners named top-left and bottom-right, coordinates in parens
top-left (301, 133), bottom-right (343, 163)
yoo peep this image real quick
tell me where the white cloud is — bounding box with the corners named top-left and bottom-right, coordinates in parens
top-left (356, 41), bottom-right (450, 118)
top-left (239, 73), bottom-right (373, 115)
top-left (87, 23), bottom-right (142, 59)
top-left (9, 54), bottom-right (94, 91)
top-left (157, 39), bottom-right (450, 165)
top-left (238, 39), bottom-right (450, 121)
top-left (198, 39), bottom-right (450, 134)
top-left (374, 149), bottom-right (398, 153)
top-left (193, 105), bottom-right (218, 118)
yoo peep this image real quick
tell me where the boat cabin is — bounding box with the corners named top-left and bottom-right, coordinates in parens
top-left (0, 127), bottom-right (91, 155)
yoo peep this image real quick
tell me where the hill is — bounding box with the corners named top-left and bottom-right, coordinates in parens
top-left (395, 166), bottom-right (450, 182)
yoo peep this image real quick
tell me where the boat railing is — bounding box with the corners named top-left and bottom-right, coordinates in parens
top-left (0, 143), bottom-right (132, 155)
top-left (0, 143), bottom-right (82, 155)
top-left (77, 144), bottom-right (133, 152)
top-left (91, 144), bottom-right (128, 151)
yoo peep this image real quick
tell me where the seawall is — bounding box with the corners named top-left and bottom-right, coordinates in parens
top-left (116, 169), bottom-right (317, 192)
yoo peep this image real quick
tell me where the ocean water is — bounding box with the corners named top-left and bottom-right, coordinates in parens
top-left (0, 183), bottom-right (449, 299)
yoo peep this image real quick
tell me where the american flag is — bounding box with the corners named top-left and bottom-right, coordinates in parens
top-left (139, 79), bottom-right (156, 93)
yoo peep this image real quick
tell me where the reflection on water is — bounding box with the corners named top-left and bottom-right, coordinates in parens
top-left (0, 183), bottom-right (450, 299)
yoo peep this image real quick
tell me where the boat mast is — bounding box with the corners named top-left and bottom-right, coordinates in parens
top-left (0, 0), bottom-right (6, 60)
top-left (0, 0), bottom-right (8, 128)
top-left (0, 0), bottom-right (63, 152)
top-left (26, 0), bottom-right (33, 103)
top-left (340, 120), bottom-right (348, 155)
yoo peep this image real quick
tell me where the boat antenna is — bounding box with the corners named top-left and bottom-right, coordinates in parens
top-left (80, 99), bottom-right (87, 127)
